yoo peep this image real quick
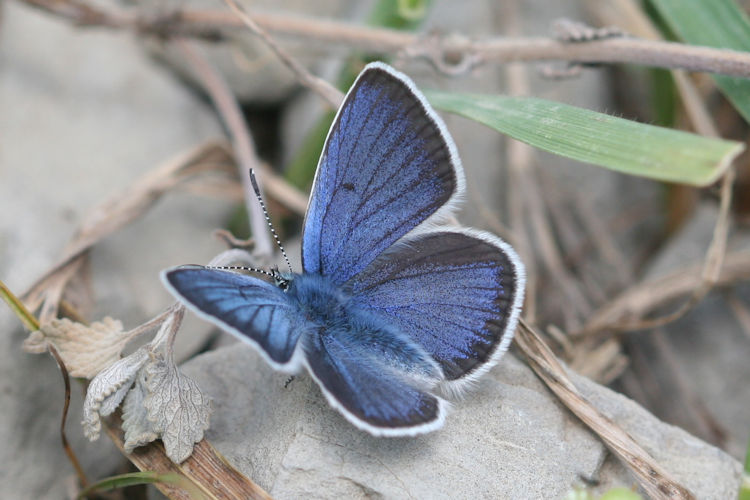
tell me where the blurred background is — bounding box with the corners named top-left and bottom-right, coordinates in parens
top-left (1, 0), bottom-right (749, 498)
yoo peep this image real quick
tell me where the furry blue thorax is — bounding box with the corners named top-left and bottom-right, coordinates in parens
top-left (283, 272), bottom-right (442, 382)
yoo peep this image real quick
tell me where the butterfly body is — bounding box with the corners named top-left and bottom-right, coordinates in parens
top-left (284, 271), bottom-right (440, 378)
top-left (163, 62), bottom-right (525, 436)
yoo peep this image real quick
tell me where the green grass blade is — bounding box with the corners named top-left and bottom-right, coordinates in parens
top-left (0, 279), bottom-right (39, 331)
top-left (741, 433), bottom-right (750, 500)
top-left (76, 471), bottom-right (208, 499)
top-left (426, 90), bottom-right (743, 186)
top-left (649, 0), bottom-right (750, 122)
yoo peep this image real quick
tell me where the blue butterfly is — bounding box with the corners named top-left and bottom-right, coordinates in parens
top-left (162, 62), bottom-right (525, 436)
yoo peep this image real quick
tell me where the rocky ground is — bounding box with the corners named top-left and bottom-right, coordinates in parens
top-left (1, 0), bottom-right (747, 498)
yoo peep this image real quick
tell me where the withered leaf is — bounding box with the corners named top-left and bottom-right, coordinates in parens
top-left (143, 356), bottom-right (211, 463)
top-left (82, 347), bottom-right (149, 441)
top-left (24, 317), bottom-right (129, 378)
top-left (122, 371), bottom-right (159, 453)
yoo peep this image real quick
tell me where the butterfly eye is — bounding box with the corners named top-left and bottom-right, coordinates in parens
top-left (269, 267), bottom-right (290, 290)
top-left (276, 277), bottom-right (290, 291)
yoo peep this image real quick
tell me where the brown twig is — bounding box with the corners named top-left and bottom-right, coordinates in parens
top-left (102, 412), bottom-right (272, 500)
top-left (22, 142), bottom-right (235, 319)
top-left (20, 0), bottom-right (750, 79)
top-left (501, 2), bottom-right (591, 331)
top-left (48, 344), bottom-right (89, 489)
top-left (515, 320), bottom-right (694, 499)
top-left (175, 40), bottom-right (275, 261)
top-left (223, 0), bottom-right (343, 108)
top-left (579, 249), bottom-right (750, 336)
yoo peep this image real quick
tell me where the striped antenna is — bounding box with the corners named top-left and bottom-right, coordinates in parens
top-left (248, 169), bottom-right (293, 273)
top-left (205, 265), bottom-right (276, 280)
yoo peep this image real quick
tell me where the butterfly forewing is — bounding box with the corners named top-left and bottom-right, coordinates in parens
top-left (162, 266), bottom-right (306, 371)
top-left (302, 63), bottom-right (463, 285)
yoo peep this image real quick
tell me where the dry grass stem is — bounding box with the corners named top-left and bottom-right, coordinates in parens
top-left (580, 249), bottom-right (750, 336)
top-left (176, 39), bottom-right (274, 261)
top-left (102, 412), bottom-right (272, 500)
top-left (223, 0), bottom-right (344, 108)
top-left (515, 321), bottom-right (695, 500)
top-left (21, 0), bottom-right (750, 79)
top-left (22, 142), bottom-right (234, 322)
top-left (48, 345), bottom-right (89, 489)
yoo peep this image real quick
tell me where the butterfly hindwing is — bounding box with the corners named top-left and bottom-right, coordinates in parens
top-left (302, 62), bottom-right (463, 285)
top-left (301, 315), bottom-right (447, 436)
top-left (348, 229), bottom-right (525, 386)
top-left (162, 266), bottom-right (306, 371)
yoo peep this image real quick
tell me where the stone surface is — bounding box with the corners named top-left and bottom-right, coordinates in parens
top-left (181, 342), bottom-right (741, 499)
top-left (574, 371), bottom-right (743, 499)
top-left (0, 2), bottom-right (228, 497)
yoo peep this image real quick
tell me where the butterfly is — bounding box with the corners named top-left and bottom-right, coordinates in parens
top-left (162, 62), bottom-right (525, 436)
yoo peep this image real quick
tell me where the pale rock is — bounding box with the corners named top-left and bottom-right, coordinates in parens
top-left (0, 2), bottom-right (228, 497)
top-left (181, 342), bottom-right (741, 499)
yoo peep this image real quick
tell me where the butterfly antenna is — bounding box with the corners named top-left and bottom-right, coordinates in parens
top-left (205, 265), bottom-right (276, 280)
top-left (248, 169), bottom-right (293, 273)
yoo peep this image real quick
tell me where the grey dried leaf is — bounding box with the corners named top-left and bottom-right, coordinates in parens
top-left (122, 371), bottom-right (159, 453)
top-left (143, 356), bottom-right (211, 463)
top-left (82, 347), bottom-right (149, 441)
top-left (23, 316), bottom-right (128, 378)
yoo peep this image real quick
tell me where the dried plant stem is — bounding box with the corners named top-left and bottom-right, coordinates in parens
top-left (583, 0), bottom-right (736, 335)
top-left (102, 412), bottom-right (272, 500)
top-left (175, 40), bottom-right (274, 261)
top-left (48, 345), bottom-right (89, 489)
top-left (515, 320), bottom-right (694, 500)
top-left (580, 249), bottom-right (750, 336)
top-left (21, 0), bottom-right (750, 79)
top-left (223, 0), bottom-right (344, 108)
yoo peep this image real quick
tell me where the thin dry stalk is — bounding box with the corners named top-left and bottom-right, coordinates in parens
top-left (22, 143), bottom-right (235, 321)
top-left (580, 249), bottom-right (750, 335)
top-left (515, 321), bottom-right (695, 500)
top-left (223, 0), bottom-right (344, 108)
top-left (175, 39), bottom-right (274, 261)
top-left (48, 344), bottom-right (89, 489)
top-left (102, 412), bottom-right (272, 500)
top-left (21, 0), bottom-right (750, 79)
